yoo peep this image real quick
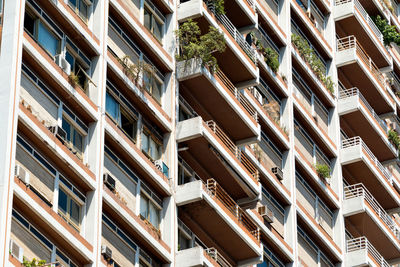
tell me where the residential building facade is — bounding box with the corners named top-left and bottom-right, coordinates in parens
top-left (1, 0), bottom-right (400, 266)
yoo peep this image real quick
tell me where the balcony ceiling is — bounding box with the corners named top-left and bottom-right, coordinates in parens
top-left (225, 0), bottom-right (254, 28)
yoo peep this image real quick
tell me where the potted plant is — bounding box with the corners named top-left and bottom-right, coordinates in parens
top-left (68, 72), bottom-right (79, 88)
top-left (315, 163), bottom-right (331, 180)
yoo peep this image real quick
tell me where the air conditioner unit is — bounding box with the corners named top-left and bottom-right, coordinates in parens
top-left (154, 159), bottom-right (163, 172)
top-left (103, 173), bottom-right (116, 192)
top-left (254, 90), bottom-right (263, 104)
top-left (82, 0), bottom-right (93, 6)
top-left (15, 164), bottom-right (30, 185)
top-left (101, 245), bottom-right (112, 261)
top-left (258, 205), bottom-right (274, 223)
top-left (55, 54), bottom-right (71, 75)
top-left (49, 125), bottom-right (67, 142)
top-left (9, 240), bottom-right (23, 262)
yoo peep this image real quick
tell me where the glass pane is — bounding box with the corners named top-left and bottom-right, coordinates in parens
top-left (69, 198), bottom-right (81, 225)
top-left (141, 132), bottom-right (149, 154)
top-left (38, 21), bottom-right (59, 56)
top-left (152, 79), bottom-right (162, 103)
top-left (143, 71), bottom-right (152, 93)
top-left (62, 118), bottom-right (72, 142)
top-left (121, 111), bottom-right (136, 140)
top-left (149, 203), bottom-right (159, 228)
top-left (153, 18), bottom-right (163, 41)
top-left (106, 92), bottom-right (120, 122)
top-left (24, 13), bottom-right (35, 36)
top-left (144, 9), bottom-right (151, 31)
top-left (73, 130), bottom-right (83, 152)
top-left (150, 138), bottom-right (159, 160)
top-left (79, 0), bottom-right (88, 19)
top-left (140, 195), bottom-right (148, 219)
top-left (58, 189), bottom-right (68, 214)
top-left (69, 0), bottom-right (77, 8)
top-left (65, 51), bottom-right (75, 73)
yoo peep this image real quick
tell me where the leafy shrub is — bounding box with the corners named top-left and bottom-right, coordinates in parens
top-left (315, 163), bottom-right (331, 179)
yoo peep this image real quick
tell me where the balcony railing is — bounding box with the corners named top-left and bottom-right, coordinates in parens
top-left (347, 237), bottom-right (390, 267)
top-left (206, 120), bottom-right (259, 181)
top-left (344, 183), bottom-right (400, 239)
top-left (214, 68), bottom-right (258, 122)
top-left (206, 178), bottom-right (260, 241)
top-left (341, 136), bottom-right (393, 182)
top-left (336, 36), bottom-right (387, 90)
top-left (204, 0), bottom-right (257, 63)
top-left (339, 88), bottom-right (390, 134)
top-left (205, 248), bottom-right (232, 267)
top-left (334, 0), bottom-right (384, 44)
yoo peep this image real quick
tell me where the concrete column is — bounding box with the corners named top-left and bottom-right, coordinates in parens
top-left (0, 0), bottom-right (25, 266)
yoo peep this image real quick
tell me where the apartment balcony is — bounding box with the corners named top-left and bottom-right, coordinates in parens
top-left (297, 226), bottom-right (338, 266)
top-left (177, 58), bottom-right (260, 143)
top-left (109, 0), bottom-right (174, 71)
top-left (176, 179), bottom-right (262, 265)
top-left (256, 0), bottom-right (287, 44)
top-left (334, 0), bottom-right (392, 68)
top-left (341, 137), bottom-right (400, 209)
top-left (293, 75), bottom-right (336, 155)
top-left (22, 33), bottom-right (98, 119)
top-left (243, 86), bottom-right (289, 147)
top-left (176, 117), bottom-right (260, 199)
top-left (178, 0), bottom-right (259, 84)
top-left (336, 36), bottom-right (395, 113)
top-left (245, 188), bottom-right (294, 262)
top-left (177, 218), bottom-right (234, 267)
top-left (102, 188), bottom-right (172, 263)
top-left (225, 0), bottom-right (257, 26)
top-left (18, 102), bottom-right (96, 190)
top-left (345, 237), bottom-right (391, 267)
top-left (338, 88), bottom-right (398, 161)
top-left (291, 0), bottom-right (332, 58)
top-left (9, 209), bottom-right (89, 266)
top-left (343, 184), bottom-right (400, 260)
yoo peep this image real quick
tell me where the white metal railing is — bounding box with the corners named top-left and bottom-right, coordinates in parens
top-left (334, 0), bottom-right (383, 44)
top-left (204, 0), bottom-right (257, 63)
top-left (339, 88), bottom-right (390, 134)
top-left (205, 247), bottom-right (232, 267)
top-left (341, 137), bottom-right (393, 183)
top-left (344, 184), bottom-right (400, 239)
top-left (245, 0), bottom-right (256, 10)
top-left (347, 237), bottom-right (390, 267)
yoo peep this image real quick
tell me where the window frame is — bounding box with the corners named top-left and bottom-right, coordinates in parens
top-left (143, 1), bottom-right (165, 43)
top-left (57, 184), bottom-right (85, 232)
top-left (139, 191), bottom-right (162, 229)
top-left (141, 127), bottom-right (162, 161)
top-left (67, 0), bottom-right (91, 23)
top-left (62, 114), bottom-right (87, 159)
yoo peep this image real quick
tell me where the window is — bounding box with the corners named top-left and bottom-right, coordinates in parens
top-left (177, 163), bottom-right (192, 185)
top-left (143, 70), bottom-right (163, 104)
top-left (68, 0), bottom-right (90, 22)
top-left (62, 116), bottom-right (84, 157)
top-left (178, 229), bottom-right (191, 251)
top-left (24, 12), bottom-right (61, 57)
top-left (140, 193), bottom-right (161, 229)
top-left (141, 130), bottom-right (162, 161)
top-left (143, 4), bottom-right (164, 42)
top-left (65, 49), bottom-right (89, 91)
top-left (106, 92), bottom-right (138, 141)
top-left (58, 187), bottom-right (82, 231)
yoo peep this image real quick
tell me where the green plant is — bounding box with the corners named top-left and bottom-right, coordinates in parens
top-left (291, 34), bottom-right (335, 94)
top-left (250, 32), bottom-right (280, 72)
top-left (315, 163), bottom-right (331, 179)
top-left (212, 0), bottom-right (225, 15)
top-left (68, 72), bottom-right (79, 88)
top-left (389, 129), bottom-right (400, 149)
top-left (372, 15), bottom-right (400, 46)
top-left (118, 55), bottom-right (153, 85)
top-left (175, 19), bottom-right (226, 70)
top-left (22, 257), bottom-right (46, 267)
